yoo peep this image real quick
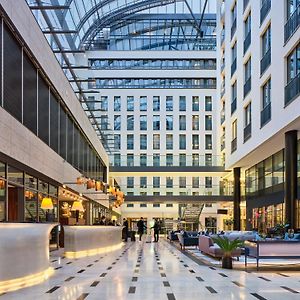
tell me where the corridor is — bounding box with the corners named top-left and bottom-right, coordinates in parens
top-left (1, 240), bottom-right (300, 300)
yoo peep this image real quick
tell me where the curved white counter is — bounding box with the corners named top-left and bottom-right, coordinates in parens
top-left (64, 226), bottom-right (123, 258)
top-left (0, 223), bottom-right (57, 293)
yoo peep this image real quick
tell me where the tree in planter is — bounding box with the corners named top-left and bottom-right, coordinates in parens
top-left (212, 236), bottom-right (244, 269)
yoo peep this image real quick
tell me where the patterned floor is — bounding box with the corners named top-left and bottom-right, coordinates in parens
top-left (1, 238), bottom-right (300, 300)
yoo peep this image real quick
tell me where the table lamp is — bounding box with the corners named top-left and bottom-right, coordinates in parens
top-left (71, 200), bottom-right (84, 225)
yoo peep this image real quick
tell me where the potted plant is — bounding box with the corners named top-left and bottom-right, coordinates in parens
top-left (212, 236), bottom-right (244, 269)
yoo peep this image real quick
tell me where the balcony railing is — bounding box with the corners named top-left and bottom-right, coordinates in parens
top-left (261, 102), bottom-right (271, 127)
top-left (260, 0), bottom-right (271, 24)
top-left (243, 0), bottom-right (249, 12)
top-left (285, 72), bottom-right (300, 106)
top-left (231, 58), bottom-right (237, 77)
top-left (243, 31), bottom-right (251, 54)
top-left (231, 18), bottom-right (237, 39)
top-left (244, 76), bottom-right (251, 98)
top-left (231, 98), bottom-right (237, 115)
top-left (244, 123), bottom-right (252, 142)
top-left (231, 138), bottom-right (237, 153)
top-left (260, 48), bottom-right (271, 75)
top-left (284, 4), bottom-right (300, 42)
top-left (220, 109), bottom-right (225, 125)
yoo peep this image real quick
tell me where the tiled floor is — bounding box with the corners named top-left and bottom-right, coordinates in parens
top-left (1, 239), bottom-right (300, 300)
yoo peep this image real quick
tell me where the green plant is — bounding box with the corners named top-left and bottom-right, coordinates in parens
top-left (212, 236), bottom-right (244, 257)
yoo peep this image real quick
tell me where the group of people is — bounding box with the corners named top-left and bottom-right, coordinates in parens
top-left (94, 215), bottom-right (120, 226)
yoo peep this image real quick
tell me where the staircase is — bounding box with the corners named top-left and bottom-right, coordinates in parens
top-left (182, 203), bottom-right (204, 226)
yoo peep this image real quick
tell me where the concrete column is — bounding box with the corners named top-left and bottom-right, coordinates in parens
top-left (285, 130), bottom-right (297, 229)
top-left (233, 167), bottom-right (241, 230)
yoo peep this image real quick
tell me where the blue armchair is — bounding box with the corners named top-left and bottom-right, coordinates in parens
top-left (178, 231), bottom-right (199, 250)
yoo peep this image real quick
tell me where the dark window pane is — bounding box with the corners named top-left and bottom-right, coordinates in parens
top-left (38, 74), bottom-right (49, 144)
top-left (59, 107), bottom-right (67, 159)
top-left (73, 126), bottom-right (80, 169)
top-left (50, 92), bottom-right (59, 153)
top-left (23, 53), bottom-right (37, 134)
top-left (3, 24), bottom-right (22, 122)
top-left (67, 116), bottom-right (74, 165)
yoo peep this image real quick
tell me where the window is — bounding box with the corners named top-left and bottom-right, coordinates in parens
top-left (192, 177), bottom-right (199, 188)
top-left (245, 57), bottom-right (251, 83)
top-left (192, 154), bottom-right (199, 166)
top-left (192, 115), bottom-right (199, 130)
top-left (166, 177), bottom-right (173, 188)
top-left (140, 115), bottom-right (147, 130)
top-left (205, 115), bottom-right (212, 130)
top-left (179, 177), bottom-right (186, 188)
top-left (205, 154), bottom-right (212, 166)
top-left (140, 135), bottom-right (147, 150)
top-left (140, 96), bottom-right (147, 111)
top-left (114, 96), bottom-right (121, 111)
top-left (127, 203), bottom-right (134, 207)
top-left (232, 2), bottom-right (237, 24)
top-left (192, 96), bottom-right (199, 111)
top-left (127, 177), bottom-right (134, 188)
top-left (287, 0), bottom-right (300, 19)
top-left (166, 192), bottom-right (173, 196)
top-left (179, 96), bottom-right (186, 111)
top-left (179, 154), bottom-right (186, 166)
top-left (127, 154), bottom-right (134, 166)
top-left (166, 96), bottom-right (173, 111)
top-left (166, 204), bottom-right (173, 207)
top-left (179, 115), bottom-right (186, 130)
top-left (231, 42), bottom-right (237, 75)
top-left (287, 42), bottom-right (300, 83)
top-left (153, 177), bottom-right (160, 188)
top-left (192, 135), bottom-right (199, 150)
top-left (140, 177), bottom-right (147, 188)
top-left (262, 25), bottom-right (271, 57)
top-left (153, 96), bottom-right (160, 111)
top-left (114, 154), bottom-right (121, 166)
top-left (244, 12), bottom-right (251, 37)
top-left (245, 103), bottom-right (251, 127)
top-left (114, 115), bottom-right (121, 130)
top-left (153, 154), bottom-right (160, 166)
top-left (100, 96), bottom-right (108, 111)
top-left (166, 134), bottom-right (173, 150)
top-left (127, 115), bottom-right (134, 130)
top-left (205, 135), bottom-right (212, 150)
top-left (153, 134), bottom-right (160, 150)
top-left (114, 134), bottom-right (121, 150)
top-left (166, 115), bottom-right (173, 130)
top-left (140, 203), bottom-right (147, 207)
top-left (166, 154), bottom-right (173, 166)
top-left (205, 96), bottom-right (212, 111)
top-left (153, 115), bottom-right (160, 130)
top-left (127, 134), bottom-right (134, 150)
top-left (261, 78), bottom-right (271, 126)
top-left (231, 81), bottom-right (237, 114)
top-left (153, 203), bottom-right (160, 208)
top-left (140, 154), bottom-right (147, 166)
top-left (127, 96), bottom-right (134, 111)
top-left (232, 120), bottom-right (237, 152)
top-left (205, 177), bottom-right (212, 188)
top-left (179, 135), bottom-right (186, 150)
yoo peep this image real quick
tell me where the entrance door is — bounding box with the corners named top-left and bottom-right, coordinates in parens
top-left (8, 185), bottom-right (23, 222)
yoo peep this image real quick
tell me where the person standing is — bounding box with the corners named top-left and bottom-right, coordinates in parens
top-left (151, 219), bottom-right (161, 242)
top-left (137, 217), bottom-right (146, 241)
top-left (122, 218), bottom-right (129, 242)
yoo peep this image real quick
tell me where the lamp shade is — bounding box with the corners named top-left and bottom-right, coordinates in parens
top-left (71, 200), bottom-right (84, 212)
top-left (41, 197), bottom-right (53, 210)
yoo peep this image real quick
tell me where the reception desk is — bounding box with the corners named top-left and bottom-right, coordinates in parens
top-left (64, 226), bottom-right (123, 258)
top-left (0, 223), bottom-right (57, 293)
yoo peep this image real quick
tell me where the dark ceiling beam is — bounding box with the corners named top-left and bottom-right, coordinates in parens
top-left (42, 30), bottom-right (78, 34)
top-left (53, 49), bottom-right (85, 53)
top-left (29, 5), bottom-right (70, 10)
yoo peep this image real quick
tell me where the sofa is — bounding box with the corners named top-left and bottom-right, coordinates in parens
top-left (168, 230), bottom-right (180, 242)
top-left (178, 231), bottom-right (199, 250)
top-left (199, 235), bottom-right (241, 259)
top-left (221, 231), bottom-right (256, 241)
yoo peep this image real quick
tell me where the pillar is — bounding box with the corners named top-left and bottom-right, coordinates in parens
top-left (233, 167), bottom-right (241, 230)
top-left (285, 130), bottom-right (297, 229)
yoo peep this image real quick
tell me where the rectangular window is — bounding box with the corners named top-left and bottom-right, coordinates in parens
top-left (114, 115), bottom-right (121, 130)
top-left (166, 96), bottom-right (173, 111)
top-left (153, 115), bottom-right (160, 130)
top-left (153, 154), bottom-right (160, 166)
top-left (140, 203), bottom-right (147, 207)
top-left (140, 177), bottom-right (147, 188)
top-left (140, 115), bottom-right (147, 130)
top-left (179, 177), bottom-right (186, 188)
top-left (205, 96), bottom-right (212, 111)
top-left (127, 154), bottom-right (134, 166)
top-left (153, 177), bottom-right (160, 188)
top-left (153, 203), bottom-right (160, 207)
top-left (114, 134), bottom-right (121, 150)
top-left (114, 153), bottom-right (121, 166)
top-left (166, 134), bottom-right (173, 150)
top-left (179, 134), bottom-right (186, 150)
top-left (140, 154), bottom-right (147, 166)
top-left (192, 154), bottom-right (199, 166)
top-left (245, 12), bottom-right (251, 37)
top-left (153, 134), bottom-right (160, 150)
top-left (192, 177), bottom-right (199, 188)
top-left (262, 26), bottom-right (271, 56)
top-left (166, 203), bottom-right (173, 207)
top-left (179, 96), bottom-right (186, 111)
top-left (232, 119), bottom-right (237, 152)
top-left (192, 115), bottom-right (199, 130)
top-left (140, 96), bottom-right (147, 111)
top-left (179, 154), bottom-right (186, 166)
top-left (205, 115), bottom-right (212, 130)
top-left (205, 154), bottom-right (212, 166)
top-left (153, 96), bottom-right (160, 111)
top-left (287, 42), bottom-right (300, 83)
top-left (100, 96), bottom-right (108, 111)
top-left (166, 115), bottom-right (173, 130)
top-left (166, 177), bottom-right (173, 188)
top-left (205, 177), bottom-right (212, 188)
top-left (127, 115), bottom-right (134, 130)
top-left (140, 135), bottom-right (147, 150)
top-left (205, 134), bottom-right (212, 150)
top-left (166, 154), bottom-right (173, 166)
top-left (127, 96), bottom-right (134, 111)
top-left (127, 177), bottom-right (134, 188)
top-left (179, 115), bottom-right (186, 130)
top-left (245, 103), bottom-right (251, 127)
top-left (192, 96), bottom-right (200, 111)
top-left (127, 134), bottom-right (134, 150)
top-left (114, 96), bottom-right (121, 111)
top-left (127, 203), bottom-right (134, 207)
top-left (245, 57), bottom-right (251, 83)
top-left (262, 79), bottom-right (271, 108)
top-left (192, 135), bottom-right (199, 150)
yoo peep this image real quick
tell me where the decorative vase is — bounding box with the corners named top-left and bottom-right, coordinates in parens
top-left (222, 256), bottom-right (232, 269)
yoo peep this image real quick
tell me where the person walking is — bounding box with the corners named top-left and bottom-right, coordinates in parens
top-left (137, 217), bottom-right (146, 241)
top-left (122, 218), bottom-right (129, 242)
top-left (151, 218), bottom-right (161, 242)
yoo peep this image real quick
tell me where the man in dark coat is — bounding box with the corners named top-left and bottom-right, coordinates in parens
top-left (151, 219), bottom-right (161, 242)
top-left (122, 218), bottom-right (129, 242)
top-left (137, 217), bottom-right (146, 241)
